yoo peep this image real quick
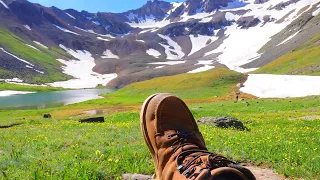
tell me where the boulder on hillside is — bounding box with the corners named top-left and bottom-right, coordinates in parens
top-left (197, 116), bottom-right (245, 130)
top-left (43, 114), bottom-right (52, 118)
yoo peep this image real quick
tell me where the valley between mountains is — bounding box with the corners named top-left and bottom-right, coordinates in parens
top-left (0, 0), bottom-right (319, 97)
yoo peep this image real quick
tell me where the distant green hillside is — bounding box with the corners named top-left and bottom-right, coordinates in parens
top-left (0, 82), bottom-right (65, 92)
top-left (254, 34), bottom-right (320, 75)
top-left (99, 68), bottom-right (247, 106)
top-left (0, 27), bottom-right (72, 84)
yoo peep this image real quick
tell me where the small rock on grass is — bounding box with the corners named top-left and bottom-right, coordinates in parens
top-left (197, 116), bottom-right (245, 130)
top-left (122, 173), bottom-right (152, 180)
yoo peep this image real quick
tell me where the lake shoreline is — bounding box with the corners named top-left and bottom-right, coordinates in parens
top-left (0, 88), bottom-right (115, 110)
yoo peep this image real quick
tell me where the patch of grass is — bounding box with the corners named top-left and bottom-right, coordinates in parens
top-left (0, 82), bottom-right (65, 92)
top-left (0, 69), bottom-right (16, 79)
top-left (0, 112), bottom-right (154, 179)
top-left (0, 96), bottom-right (320, 179)
top-left (0, 27), bottom-right (71, 83)
top-left (254, 34), bottom-right (320, 75)
top-left (0, 69), bottom-right (319, 179)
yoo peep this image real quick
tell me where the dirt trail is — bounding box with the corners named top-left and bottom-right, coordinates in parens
top-left (123, 165), bottom-right (288, 180)
top-left (246, 166), bottom-right (288, 180)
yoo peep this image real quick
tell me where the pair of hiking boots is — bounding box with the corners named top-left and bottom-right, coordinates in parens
top-left (140, 93), bottom-right (256, 180)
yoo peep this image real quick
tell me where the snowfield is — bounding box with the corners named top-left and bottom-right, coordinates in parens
top-left (24, 25), bottom-right (31, 31)
top-left (149, 61), bottom-right (185, 65)
top-left (0, 0), bottom-right (8, 9)
top-left (0, 47), bottom-right (34, 66)
top-left (126, 14), bottom-right (171, 29)
top-left (277, 31), bottom-right (300, 46)
top-left (158, 34), bottom-right (184, 60)
top-left (101, 50), bottom-right (119, 59)
top-left (189, 35), bottom-right (218, 56)
top-left (188, 65), bottom-right (215, 74)
top-left (50, 45), bottom-right (117, 89)
top-left (240, 74), bottom-right (320, 98)
top-left (312, 7), bottom-right (320, 16)
top-left (210, 0), bottom-right (320, 72)
top-left (54, 25), bottom-right (80, 36)
top-left (146, 48), bottom-right (161, 58)
top-left (97, 37), bottom-right (110, 41)
top-left (33, 41), bottom-right (48, 49)
top-left (0, 91), bottom-right (34, 97)
top-left (65, 12), bottom-right (76, 19)
top-left (25, 44), bottom-right (40, 51)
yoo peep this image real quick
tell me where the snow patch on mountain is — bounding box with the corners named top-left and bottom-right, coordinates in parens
top-left (189, 35), bottom-right (218, 56)
top-left (154, 66), bottom-right (165, 69)
top-left (65, 12), bottom-right (76, 19)
top-left (101, 50), bottom-right (119, 59)
top-left (1, 47), bottom-right (45, 74)
top-left (74, 26), bottom-right (88, 32)
top-left (139, 28), bottom-right (158, 34)
top-left (33, 41), bottom-right (48, 49)
top-left (0, 47), bottom-right (34, 66)
top-left (97, 37), bottom-right (110, 41)
top-left (210, 0), bottom-right (320, 72)
top-left (225, 12), bottom-right (239, 21)
top-left (149, 61), bottom-right (185, 65)
top-left (188, 65), bottom-right (215, 74)
top-left (170, 2), bottom-right (183, 12)
top-left (277, 31), bottom-right (300, 46)
top-left (25, 44), bottom-right (39, 51)
top-left (92, 21), bottom-right (101, 25)
top-left (26, 65), bottom-right (44, 74)
top-left (241, 74), bottom-right (320, 98)
top-left (180, 12), bottom-right (213, 22)
top-left (88, 29), bottom-right (114, 38)
top-left (127, 18), bottom-right (171, 29)
top-left (200, 17), bottom-right (213, 23)
top-left (312, 7), bottom-right (320, 16)
top-left (208, 23), bottom-right (286, 72)
top-left (105, 25), bottom-right (111, 30)
top-left (0, 91), bottom-right (34, 97)
top-left (54, 25), bottom-right (80, 36)
top-left (24, 25), bottom-right (31, 31)
top-left (51, 45), bottom-right (117, 89)
top-left (222, 0), bottom-right (249, 10)
top-left (0, 0), bottom-right (9, 9)
top-left (146, 48), bottom-right (161, 58)
top-left (75, 26), bottom-right (114, 38)
top-left (197, 60), bottom-right (214, 65)
top-left (158, 34), bottom-right (184, 60)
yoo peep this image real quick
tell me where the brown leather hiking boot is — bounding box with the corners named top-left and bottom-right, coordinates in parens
top-left (140, 94), bottom-right (256, 180)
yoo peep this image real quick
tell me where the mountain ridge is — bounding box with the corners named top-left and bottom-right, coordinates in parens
top-left (0, 0), bottom-right (319, 88)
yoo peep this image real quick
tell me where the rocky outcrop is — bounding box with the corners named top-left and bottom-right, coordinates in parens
top-left (123, 0), bottom-right (173, 22)
top-left (268, 0), bottom-right (301, 10)
top-left (254, 0), bottom-right (269, 4)
top-left (236, 16), bottom-right (261, 28)
top-left (197, 116), bottom-right (246, 130)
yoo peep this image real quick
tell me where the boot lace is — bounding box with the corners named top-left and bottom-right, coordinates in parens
top-left (167, 130), bottom-right (236, 179)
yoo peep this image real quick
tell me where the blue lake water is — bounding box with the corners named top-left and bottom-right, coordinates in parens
top-left (0, 88), bottom-right (114, 110)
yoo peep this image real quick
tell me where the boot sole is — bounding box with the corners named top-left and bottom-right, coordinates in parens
top-left (140, 93), bottom-right (159, 156)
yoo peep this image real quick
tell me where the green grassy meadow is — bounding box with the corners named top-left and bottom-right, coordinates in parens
top-left (0, 82), bottom-right (65, 92)
top-left (1, 68), bottom-right (320, 179)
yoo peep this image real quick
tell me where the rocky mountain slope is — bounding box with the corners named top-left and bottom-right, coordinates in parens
top-left (0, 0), bottom-right (319, 88)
